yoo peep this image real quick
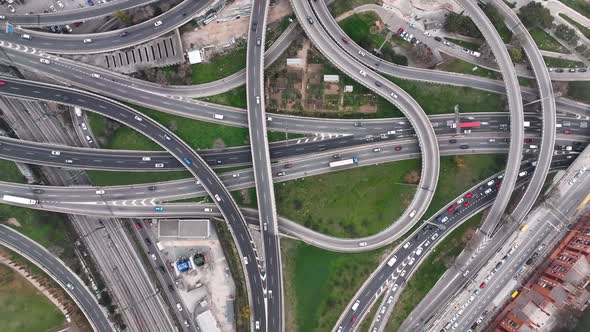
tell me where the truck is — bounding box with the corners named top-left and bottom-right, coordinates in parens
top-left (459, 121), bottom-right (481, 129)
top-left (2, 195), bottom-right (37, 205)
top-left (329, 157), bottom-right (358, 168)
top-left (74, 107), bottom-right (82, 117)
top-left (524, 121), bottom-right (531, 127)
top-left (387, 255), bottom-right (397, 267)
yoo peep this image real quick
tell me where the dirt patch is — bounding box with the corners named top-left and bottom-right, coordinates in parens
top-left (4, 218), bottom-right (21, 227)
top-left (212, 138), bottom-right (227, 149)
top-left (404, 170), bottom-right (421, 184)
top-left (239, 189), bottom-right (252, 206)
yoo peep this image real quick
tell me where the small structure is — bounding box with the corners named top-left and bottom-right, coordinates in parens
top-left (344, 85), bottom-right (354, 93)
top-left (191, 253), bottom-right (206, 267)
top-left (324, 75), bottom-right (339, 83)
top-left (286, 58), bottom-right (303, 66)
top-left (158, 219), bottom-right (210, 239)
top-left (196, 310), bottom-right (221, 332)
top-left (175, 258), bottom-right (194, 275)
top-left (187, 50), bottom-right (203, 64)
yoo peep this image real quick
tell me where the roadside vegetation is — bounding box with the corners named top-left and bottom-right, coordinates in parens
top-left (558, 0), bottom-right (590, 19)
top-left (443, 38), bottom-right (482, 51)
top-left (384, 213), bottom-right (484, 331)
top-left (566, 81), bottom-right (590, 103)
top-left (191, 44), bottom-right (247, 84)
top-left (528, 27), bottom-right (569, 53)
top-left (0, 264), bottom-right (64, 332)
top-left (543, 56), bottom-right (585, 68)
top-left (329, 0), bottom-right (383, 17)
top-left (275, 154), bottom-right (505, 238)
top-left (437, 58), bottom-right (500, 79)
top-left (559, 13), bottom-right (590, 39)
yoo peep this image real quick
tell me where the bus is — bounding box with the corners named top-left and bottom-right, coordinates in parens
top-left (2, 195), bottom-right (37, 205)
top-left (459, 121), bottom-right (481, 129)
top-left (329, 157), bottom-right (359, 168)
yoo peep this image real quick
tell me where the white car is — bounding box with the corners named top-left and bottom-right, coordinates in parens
top-left (57, 1), bottom-right (65, 8)
top-left (214, 194), bottom-right (222, 202)
top-left (232, 173), bottom-right (240, 178)
top-left (358, 50), bottom-right (366, 56)
top-left (91, 73), bottom-right (101, 78)
top-left (155, 163), bottom-right (164, 168)
top-left (387, 295), bottom-right (394, 303)
top-left (255, 321), bottom-right (260, 330)
top-left (358, 242), bottom-right (367, 247)
top-left (204, 207), bottom-right (212, 212)
top-left (256, 96), bottom-right (260, 104)
top-left (390, 92), bottom-right (398, 99)
top-left (154, 20), bottom-right (163, 27)
top-left (457, 198), bottom-right (464, 204)
top-left (7, 5), bottom-right (15, 13)
top-left (359, 70), bottom-right (367, 77)
top-left (51, 150), bottom-right (61, 156)
top-left (40, 58), bottom-right (51, 64)
top-left (65, 159), bottom-right (73, 164)
top-left (66, 283), bottom-right (74, 290)
top-left (400, 269), bottom-right (407, 277)
top-left (423, 31), bottom-right (431, 37)
top-left (81, 123), bottom-right (87, 130)
top-left (142, 156), bottom-right (151, 161)
top-left (134, 115), bottom-right (142, 121)
top-left (243, 256), bottom-right (249, 265)
top-left (50, 5), bottom-right (57, 12)
top-left (163, 134), bottom-right (171, 140)
top-left (83, 39), bottom-right (93, 44)
top-left (151, 253), bottom-right (157, 260)
top-left (176, 303), bottom-right (183, 311)
top-left (95, 190), bottom-right (105, 195)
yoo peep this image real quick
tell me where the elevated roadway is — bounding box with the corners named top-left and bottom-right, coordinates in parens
top-left (0, 225), bottom-right (111, 332)
top-left (3, 0), bottom-right (158, 26)
top-left (0, 76), bottom-right (268, 331)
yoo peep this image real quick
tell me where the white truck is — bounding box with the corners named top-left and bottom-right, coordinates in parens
top-left (329, 157), bottom-right (359, 168)
top-left (2, 195), bottom-right (37, 205)
top-left (74, 107), bottom-right (82, 117)
top-left (523, 121), bottom-right (531, 127)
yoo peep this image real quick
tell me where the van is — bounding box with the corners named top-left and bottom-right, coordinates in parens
top-left (213, 114), bottom-right (224, 120)
top-left (387, 255), bottom-right (397, 267)
top-left (352, 300), bottom-right (360, 311)
top-left (21, 34), bottom-right (32, 40)
top-left (409, 210), bottom-right (417, 218)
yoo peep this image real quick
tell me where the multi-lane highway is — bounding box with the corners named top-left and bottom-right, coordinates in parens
top-left (2, 0), bottom-right (158, 26)
top-left (246, 0), bottom-right (283, 330)
top-left (0, 225), bottom-right (111, 332)
top-left (0, 76), bottom-right (268, 331)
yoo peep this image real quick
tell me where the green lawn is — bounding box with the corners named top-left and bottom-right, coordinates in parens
top-left (191, 45), bottom-right (247, 84)
top-left (283, 240), bottom-right (387, 332)
top-left (330, 0), bottom-right (383, 17)
top-left (200, 85), bottom-right (248, 109)
top-left (0, 264), bottom-right (64, 332)
top-left (566, 81), bottom-right (590, 103)
top-left (559, 13), bottom-right (590, 39)
top-left (275, 154), bottom-right (505, 238)
top-left (528, 27), bottom-right (569, 53)
top-left (543, 56), bottom-right (585, 68)
top-left (558, 0), bottom-right (590, 19)
top-left (437, 58), bottom-right (501, 79)
top-left (444, 37), bottom-right (482, 51)
top-left (339, 12), bottom-right (385, 50)
top-left (384, 213), bottom-right (484, 331)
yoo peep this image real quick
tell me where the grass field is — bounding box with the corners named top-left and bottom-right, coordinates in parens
top-left (559, 13), bottom-right (590, 39)
top-left (275, 154), bottom-right (505, 238)
top-left (558, 0), bottom-right (590, 19)
top-left (282, 240), bottom-right (387, 332)
top-left (330, 0), bottom-right (382, 17)
top-left (191, 45), bottom-right (247, 84)
top-left (339, 12), bottom-right (385, 49)
top-left (529, 27), bottom-right (569, 53)
top-left (0, 264), bottom-right (64, 332)
top-left (543, 56), bottom-right (585, 68)
top-left (566, 81), bottom-right (590, 103)
top-left (384, 213), bottom-right (484, 331)
top-left (437, 58), bottom-right (501, 79)
top-left (202, 85), bottom-right (248, 109)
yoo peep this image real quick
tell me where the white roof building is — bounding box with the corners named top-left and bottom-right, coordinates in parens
top-left (196, 310), bottom-right (221, 332)
top-left (187, 50), bottom-right (203, 64)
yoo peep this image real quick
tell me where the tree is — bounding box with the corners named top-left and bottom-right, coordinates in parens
top-left (518, 2), bottom-right (553, 28)
top-left (555, 24), bottom-right (579, 45)
top-left (444, 13), bottom-right (482, 38)
top-left (113, 11), bottom-right (132, 25)
top-left (509, 47), bottom-right (524, 63)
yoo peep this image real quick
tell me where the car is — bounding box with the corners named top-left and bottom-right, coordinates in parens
top-left (463, 201), bottom-right (470, 207)
top-left (332, 154), bottom-right (341, 159)
top-left (145, 238), bottom-right (152, 245)
top-left (151, 253), bottom-right (157, 260)
top-left (449, 139), bottom-right (457, 144)
top-left (341, 37), bottom-right (349, 44)
top-left (256, 38), bottom-right (261, 46)
top-left (396, 27), bottom-right (404, 35)
top-left (64, 25), bottom-right (73, 33)
top-left (154, 206), bottom-right (164, 211)
top-left (51, 150), bottom-right (61, 156)
top-left (81, 123), bottom-right (87, 130)
top-left (183, 157), bottom-right (191, 165)
top-left (358, 242), bottom-right (367, 247)
top-left (120, 31), bottom-right (129, 37)
top-left (57, 1), bottom-right (65, 8)
top-left (447, 205), bottom-right (455, 212)
top-left (134, 115), bottom-right (142, 121)
top-left (380, 306), bottom-right (386, 314)
top-left (155, 163), bottom-right (164, 168)
top-left (66, 283), bottom-right (74, 290)
top-left (252, 22), bottom-right (257, 31)
top-left (307, 16), bottom-right (313, 24)
top-left (569, 68), bottom-right (576, 73)
top-left (91, 73), bottom-right (100, 78)
top-left (556, 68), bottom-right (564, 73)
top-left (95, 190), bottom-right (105, 195)
top-left (65, 159), bottom-right (73, 164)
top-left (359, 70), bottom-right (367, 77)
top-left (563, 130), bottom-right (573, 134)
top-left (154, 20), bottom-right (163, 27)
top-left (403, 242), bottom-right (411, 249)
top-left (387, 295), bottom-right (394, 304)
top-left (431, 233), bottom-right (439, 240)
top-left (40, 58), bottom-right (51, 64)
top-left (255, 321), bottom-right (260, 330)
top-left (204, 207), bottom-right (212, 212)
top-left (0, 81), bottom-right (6, 86)
top-left (83, 38), bottom-right (93, 44)
top-left (214, 194), bottom-right (222, 202)
top-left (400, 269), bottom-right (407, 277)
top-left (495, 182), bottom-right (501, 188)
top-left (284, 163), bottom-right (294, 169)
top-left (148, 186), bottom-right (157, 191)
top-left (163, 134), bottom-right (171, 140)
top-left (456, 198), bottom-right (464, 205)
top-left (33, 189), bottom-right (45, 194)
top-left (409, 210), bottom-right (417, 218)
top-left (358, 50), bottom-right (366, 56)
top-left (484, 188), bottom-right (492, 194)
top-left (232, 173), bottom-right (240, 178)
top-left (373, 148), bottom-right (381, 152)
top-left (256, 96), bottom-right (260, 104)
top-left (394, 146), bottom-right (402, 151)
top-left (480, 282), bottom-right (487, 289)
top-left (518, 171), bottom-right (528, 177)
top-left (85, 135), bottom-right (93, 143)
top-left (423, 31), bottom-right (431, 37)
top-left (0, 15), bottom-right (5, 20)
top-left (353, 122), bottom-right (362, 127)
top-left (184, 320), bottom-right (190, 327)
top-left (465, 192), bottom-right (473, 199)
top-left (434, 36), bottom-right (442, 42)
top-left (441, 216), bottom-right (449, 223)
top-left (176, 303), bottom-right (183, 311)
top-left (134, 223), bottom-right (142, 230)
top-left (276, 171), bottom-right (286, 176)
top-left (243, 256), bottom-right (248, 265)
top-left (375, 81), bottom-right (383, 87)
top-left (50, 5), bottom-right (57, 12)
top-left (460, 144), bottom-right (469, 149)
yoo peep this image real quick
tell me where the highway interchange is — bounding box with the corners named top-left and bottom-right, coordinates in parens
top-left (0, 0), bottom-right (589, 332)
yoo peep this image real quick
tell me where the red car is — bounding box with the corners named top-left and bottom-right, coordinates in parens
top-left (396, 27), bottom-right (404, 35)
top-left (135, 223), bottom-right (142, 230)
top-left (496, 182), bottom-right (502, 188)
top-left (394, 146), bottom-right (402, 151)
top-left (563, 130), bottom-right (572, 134)
top-left (524, 138), bottom-right (533, 143)
top-left (342, 37), bottom-right (349, 44)
top-left (284, 163), bottom-right (294, 169)
top-left (0, 81), bottom-right (6, 86)
top-left (480, 282), bottom-right (487, 289)
top-left (465, 192), bottom-right (473, 199)
top-left (463, 201), bottom-right (470, 208)
top-left (447, 205), bottom-right (456, 212)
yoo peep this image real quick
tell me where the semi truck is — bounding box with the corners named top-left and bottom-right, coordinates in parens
top-left (2, 195), bottom-right (37, 205)
top-left (329, 157), bottom-right (358, 168)
top-left (459, 121), bottom-right (481, 128)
